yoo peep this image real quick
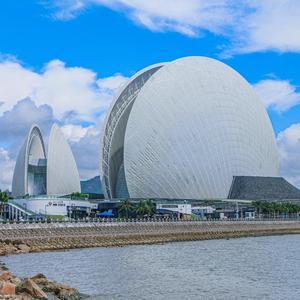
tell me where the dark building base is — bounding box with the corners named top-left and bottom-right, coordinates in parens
top-left (228, 176), bottom-right (300, 201)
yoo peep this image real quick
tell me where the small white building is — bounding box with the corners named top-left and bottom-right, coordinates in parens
top-left (156, 203), bottom-right (192, 216)
top-left (192, 206), bottom-right (215, 218)
top-left (12, 196), bottom-right (97, 218)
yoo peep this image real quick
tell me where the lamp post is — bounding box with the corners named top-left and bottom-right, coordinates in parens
top-left (44, 204), bottom-right (47, 219)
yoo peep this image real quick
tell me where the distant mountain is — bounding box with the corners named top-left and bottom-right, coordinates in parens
top-left (80, 176), bottom-right (102, 194)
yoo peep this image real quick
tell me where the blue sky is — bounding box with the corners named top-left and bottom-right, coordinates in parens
top-left (0, 0), bottom-right (300, 189)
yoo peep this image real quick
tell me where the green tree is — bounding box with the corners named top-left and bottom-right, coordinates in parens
top-left (119, 199), bottom-right (134, 219)
top-left (0, 190), bottom-right (9, 219)
top-left (71, 192), bottom-right (89, 199)
top-left (144, 199), bottom-right (155, 216)
top-left (252, 201), bottom-right (263, 217)
top-left (134, 200), bottom-right (148, 217)
top-left (252, 200), bottom-right (300, 218)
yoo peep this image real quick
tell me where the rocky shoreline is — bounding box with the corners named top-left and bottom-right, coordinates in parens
top-left (0, 261), bottom-right (87, 299)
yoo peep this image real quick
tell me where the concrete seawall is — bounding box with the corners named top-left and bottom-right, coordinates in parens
top-left (1, 220), bottom-right (300, 255)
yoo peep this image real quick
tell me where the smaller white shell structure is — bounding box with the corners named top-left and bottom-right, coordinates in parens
top-left (47, 124), bottom-right (81, 195)
top-left (12, 125), bottom-right (46, 197)
top-left (100, 56), bottom-right (280, 200)
top-left (12, 124), bottom-right (80, 197)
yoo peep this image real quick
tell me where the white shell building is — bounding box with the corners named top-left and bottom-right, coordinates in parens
top-left (100, 56), bottom-right (279, 200)
top-left (12, 124), bottom-right (81, 197)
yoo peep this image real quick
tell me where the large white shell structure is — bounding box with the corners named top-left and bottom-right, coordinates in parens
top-left (100, 56), bottom-right (279, 200)
top-left (47, 124), bottom-right (81, 195)
top-left (12, 124), bottom-right (81, 197)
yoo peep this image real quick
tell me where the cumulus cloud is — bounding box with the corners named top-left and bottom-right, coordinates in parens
top-left (253, 79), bottom-right (300, 113)
top-left (277, 124), bottom-right (300, 188)
top-left (0, 98), bottom-right (55, 156)
top-left (70, 118), bottom-right (104, 180)
top-left (0, 60), bottom-right (40, 110)
top-left (47, 0), bottom-right (300, 54)
top-left (234, 0), bottom-right (300, 54)
top-left (48, 0), bottom-right (241, 36)
top-left (0, 148), bottom-right (15, 191)
top-left (0, 59), bottom-right (123, 122)
top-left (61, 124), bottom-right (92, 142)
top-left (0, 98), bottom-right (56, 189)
top-left (0, 57), bottom-right (128, 189)
top-left (97, 74), bottom-right (128, 95)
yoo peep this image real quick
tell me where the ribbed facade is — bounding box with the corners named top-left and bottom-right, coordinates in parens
top-left (100, 56), bottom-right (279, 200)
top-left (99, 63), bottom-right (165, 199)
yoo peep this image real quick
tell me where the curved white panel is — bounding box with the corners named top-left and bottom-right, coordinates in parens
top-left (47, 124), bottom-right (81, 195)
top-left (99, 63), bottom-right (165, 198)
top-left (12, 125), bottom-right (46, 197)
top-left (12, 142), bottom-right (27, 197)
top-left (123, 57), bottom-right (279, 199)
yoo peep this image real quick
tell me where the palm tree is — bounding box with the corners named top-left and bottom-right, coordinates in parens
top-left (119, 199), bottom-right (134, 219)
top-left (134, 200), bottom-right (148, 217)
top-left (252, 201), bottom-right (263, 218)
top-left (276, 203), bottom-right (284, 218)
top-left (252, 201), bottom-right (300, 219)
top-left (0, 190), bottom-right (9, 219)
top-left (145, 199), bottom-right (155, 216)
top-left (263, 202), bottom-right (272, 218)
top-left (288, 203), bottom-right (300, 218)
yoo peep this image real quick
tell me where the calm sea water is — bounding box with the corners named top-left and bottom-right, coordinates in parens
top-left (2, 235), bottom-right (300, 300)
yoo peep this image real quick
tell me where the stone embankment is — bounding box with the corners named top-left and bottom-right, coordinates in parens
top-left (0, 261), bottom-right (86, 299)
top-left (0, 220), bottom-right (300, 256)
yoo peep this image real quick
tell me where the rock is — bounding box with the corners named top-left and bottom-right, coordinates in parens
top-left (17, 244), bottom-right (30, 253)
top-left (7, 243), bottom-right (17, 252)
top-left (10, 275), bottom-right (22, 286)
top-left (0, 261), bottom-right (8, 271)
top-left (17, 293), bottom-right (33, 299)
top-left (16, 279), bottom-right (47, 299)
top-left (0, 243), bottom-right (18, 256)
top-left (0, 281), bottom-right (16, 295)
top-left (58, 287), bottom-right (82, 300)
top-left (0, 261), bottom-right (85, 299)
top-left (30, 274), bottom-right (83, 299)
top-left (0, 271), bottom-right (13, 281)
top-left (30, 273), bottom-right (48, 285)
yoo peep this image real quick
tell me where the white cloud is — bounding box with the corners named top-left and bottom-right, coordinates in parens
top-left (0, 148), bottom-right (15, 191)
top-left (71, 118), bottom-right (104, 180)
top-left (0, 60), bottom-right (40, 110)
top-left (234, 0), bottom-right (300, 54)
top-left (48, 0), bottom-right (300, 54)
top-left (277, 124), bottom-right (300, 188)
top-left (0, 57), bottom-right (128, 189)
top-left (50, 0), bottom-right (87, 20)
top-left (97, 74), bottom-right (128, 95)
top-left (0, 98), bottom-right (55, 156)
top-left (253, 79), bottom-right (300, 112)
top-left (49, 0), bottom-right (239, 36)
top-left (61, 124), bottom-right (92, 142)
top-left (0, 58), bottom-right (128, 122)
